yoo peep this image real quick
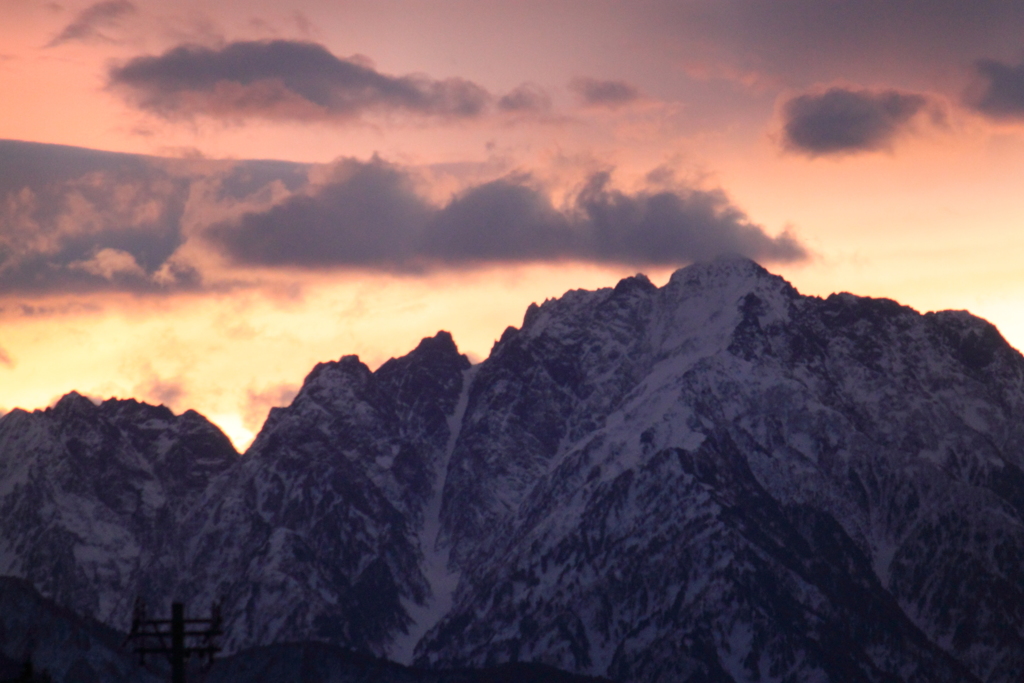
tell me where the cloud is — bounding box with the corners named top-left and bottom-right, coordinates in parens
top-left (0, 344), bottom-right (13, 368)
top-left (108, 40), bottom-right (492, 123)
top-left (1, 140), bottom-right (807, 297)
top-left (0, 140), bottom-right (194, 294)
top-left (0, 302), bottom-right (101, 318)
top-left (574, 173), bottom-right (805, 264)
top-left (47, 0), bottom-right (135, 47)
top-left (780, 87), bottom-right (929, 155)
top-left (208, 158), bottom-right (807, 269)
top-left (569, 77), bottom-right (640, 108)
top-left (968, 58), bottom-right (1024, 119)
top-left (206, 157), bottom-right (432, 267)
top-left (70, 247), bottom-right (147, 280)
top-left (425, 176), bottom-right (575, 261)
top-left (497, 83), bottom-right (552, 113)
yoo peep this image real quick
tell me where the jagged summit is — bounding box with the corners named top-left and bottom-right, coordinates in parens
top-left (48, 390), bottom-right (98, 414)
top-left (3, 259), bottom-right (1024, 682)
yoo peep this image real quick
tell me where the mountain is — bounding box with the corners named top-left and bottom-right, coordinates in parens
top-left (0, 394), bottom-right (238, 629)
top-left (3, 256), bottom-right (1024, 682)
top-left (417, 258), bottom-right (1020, 681)
top-left (178, 333), bottom-right (471, 654)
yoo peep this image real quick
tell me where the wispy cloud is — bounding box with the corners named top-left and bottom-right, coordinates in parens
top-left (497, 83), bottom-right (552, 114)
top-left (46, 0), bottom-right (135, 47)
top-left (133, 372), bottom-right (185, 408)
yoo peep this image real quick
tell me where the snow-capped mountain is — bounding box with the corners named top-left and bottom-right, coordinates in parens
top-left (3, 256), bottom-right (1024, 682)
top-left (419, 259), bottom-right (1019, 681)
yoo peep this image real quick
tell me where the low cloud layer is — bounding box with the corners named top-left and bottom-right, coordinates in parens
top-left (781, 87), bottom-right (929, 155)
top-left (1, 140), bottom-right (807, 297)
top-left (0, 140), bottom-right (195, 294)
top-left (569, 77), bottom-right (640, 108)
top-left (108, 40), bottom-right (491, 122)
top-left (208, 157), bottom-right (806, 269)
top-left (47, 0), bottom-right (136, 48)
top-left (968, 58), bottom-right (1024, 119)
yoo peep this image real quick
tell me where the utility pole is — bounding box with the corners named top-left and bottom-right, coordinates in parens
top-left (125, 599), bottom-right (222, 683)
top-left (171, 602), bottom-right (185, 683)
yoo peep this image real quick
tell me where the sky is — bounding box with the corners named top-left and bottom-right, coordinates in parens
top-left (3, 0), bottom-right (1024, 449)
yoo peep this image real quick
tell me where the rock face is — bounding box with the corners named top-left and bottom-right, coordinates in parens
top-left (3, 257), bottom-right (1024, 682)
top-left (180, 332), bottom-right (471, 654)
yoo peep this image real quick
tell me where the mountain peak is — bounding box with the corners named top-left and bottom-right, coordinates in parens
top-left (612, 272), bottom-right (656, 295)
top-left (47, 390), bottom-right (99, 417)
top-left (407, 330), bottom-right (462, 361)
top-left (668, 254), bottom-right (776, 288)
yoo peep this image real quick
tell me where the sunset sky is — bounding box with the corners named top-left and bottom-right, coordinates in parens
top-left (3, 0), bottom-right (1024, 449)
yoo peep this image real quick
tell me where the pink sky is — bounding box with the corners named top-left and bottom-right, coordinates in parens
top-left (3, 0), bottom-right (1024, 448)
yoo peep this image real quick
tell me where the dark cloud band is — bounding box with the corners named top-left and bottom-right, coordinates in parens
top-left (781, 87), bottom-right (928, 155)
top-left (108, 40), bottom-right (491, 122)
top-left (208, 158), bottom-right (806, 270)
top-left (0, 140), bottom-right (807, 296)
